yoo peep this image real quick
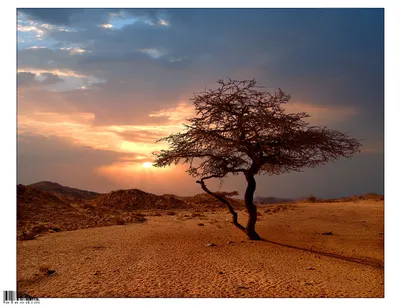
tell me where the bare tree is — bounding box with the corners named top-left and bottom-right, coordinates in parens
top-left (153, 79), bottom-right (361, 240)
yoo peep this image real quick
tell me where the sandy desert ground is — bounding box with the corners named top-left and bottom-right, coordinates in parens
top-left (17, 200), bottom-right (384, 298)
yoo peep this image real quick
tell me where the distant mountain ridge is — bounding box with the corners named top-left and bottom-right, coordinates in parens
top-left (254, 196), bottom-right (294, 204)
top-left (29, 181), bottom-right (100, 200)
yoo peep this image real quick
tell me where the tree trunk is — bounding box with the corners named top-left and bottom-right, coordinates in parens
top-left (244, 173), bottom-right (261, 240)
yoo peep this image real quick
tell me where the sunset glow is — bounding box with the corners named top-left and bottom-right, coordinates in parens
top-left (17, 8), bottom-right (384, 198)
top-left (142, 162), bottom-right (153, 168)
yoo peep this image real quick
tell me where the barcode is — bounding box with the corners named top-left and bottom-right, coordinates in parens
top-left (3, 291), bottom-right (39, 304)
top-left (3, 291), bottom-right (16, 302)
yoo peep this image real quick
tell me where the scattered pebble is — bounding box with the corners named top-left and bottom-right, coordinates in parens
top-left (321, 231), bottom-right (333, 235)
top-left (306, 267), bottom-right (316, 271)
top-left (227, 241), bottom-right (234, 244)
top-left (206, 243), bottom-right (217, 247)
top-left (47, 270), bottom-right (56, 276)
top-left (197, 223), bottom-right (205, 226)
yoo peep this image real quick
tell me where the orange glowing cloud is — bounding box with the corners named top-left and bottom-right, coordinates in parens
top-left (17, 100), bottom-right (195, 163)
top-left (148, 101), bottom-right (195, 123)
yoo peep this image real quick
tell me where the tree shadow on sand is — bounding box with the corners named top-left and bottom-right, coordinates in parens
top-left (258, 238), bottom-right (383, 270)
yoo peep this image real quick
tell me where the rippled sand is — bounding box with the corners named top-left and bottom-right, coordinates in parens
top-left (17, 200), bottom-right (384, 298)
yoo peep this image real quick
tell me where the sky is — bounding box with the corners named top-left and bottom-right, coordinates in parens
top-left (16, 8), bottom-right (384, 199)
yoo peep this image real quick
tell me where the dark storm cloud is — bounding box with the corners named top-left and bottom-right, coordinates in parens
top-left (17, 8), bottom-right (384, 132)
top-left (18, 8), bottom-right (122, 27)
top-left (19, 8), bottom-right (81, 26)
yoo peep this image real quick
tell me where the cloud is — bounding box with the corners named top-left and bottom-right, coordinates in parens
top-left (17, 72), bottom-right (37, 87)
top-left (17, 133), bottom-right (131, 192)
top-left (40, 72), bottom-right (64, 85)
top-left (113, 130), bottom-right (169, 143)
top-left (148, 102), bottom-right (194, 123)
top-left (17, 67), bottom-right (106, 92)
top-left (98, 23), bottom-right (113, 29)
top-left (17, 105), bottom-right (187, 159)
top-left (19, 8), bottom-right (85, 26)
top-left (17, 24), bottom-right (45, 38)
top-left (284, 101), bottom-right (358, 125)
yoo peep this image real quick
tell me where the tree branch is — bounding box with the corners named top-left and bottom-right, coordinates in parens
top-left (196, 177), bottom-right (245, 232)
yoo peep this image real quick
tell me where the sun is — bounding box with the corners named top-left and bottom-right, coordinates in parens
top-left (142, 162), bottom-right (153, 169)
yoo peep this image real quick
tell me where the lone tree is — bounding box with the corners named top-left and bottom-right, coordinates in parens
top-left (153, 79), bottom-right (361, 240)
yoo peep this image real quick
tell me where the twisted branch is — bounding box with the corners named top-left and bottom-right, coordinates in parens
top-left (196, 177), bottom-right (245, 232)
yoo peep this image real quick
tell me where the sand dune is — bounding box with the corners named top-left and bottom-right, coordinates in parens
top-left (17, 200), bottom-right (384, 298)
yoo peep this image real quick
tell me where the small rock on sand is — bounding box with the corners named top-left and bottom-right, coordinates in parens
top-left (23, 231), bottom-right (35, 240)
top-left (206, 243), bottom-right (217, 247)
top-left (47, 270), bottom-right (56, 276)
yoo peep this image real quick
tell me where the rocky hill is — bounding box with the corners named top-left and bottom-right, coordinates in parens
top-left (29, 181), bottom-right (100, 201)
top-left (17, 183), bottom-right (244, 239)
top-left (89, 189), bottom-right (191, 210)
top-left (89, 189), bottom-right (243, 211)
top-left (17, 185), bottom-right (145, 240)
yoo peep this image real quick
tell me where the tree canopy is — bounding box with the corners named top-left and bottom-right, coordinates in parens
top-left (153, 78), bottom-right (361, 239)
top-left (154, 79), bottom-right (361, 179)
